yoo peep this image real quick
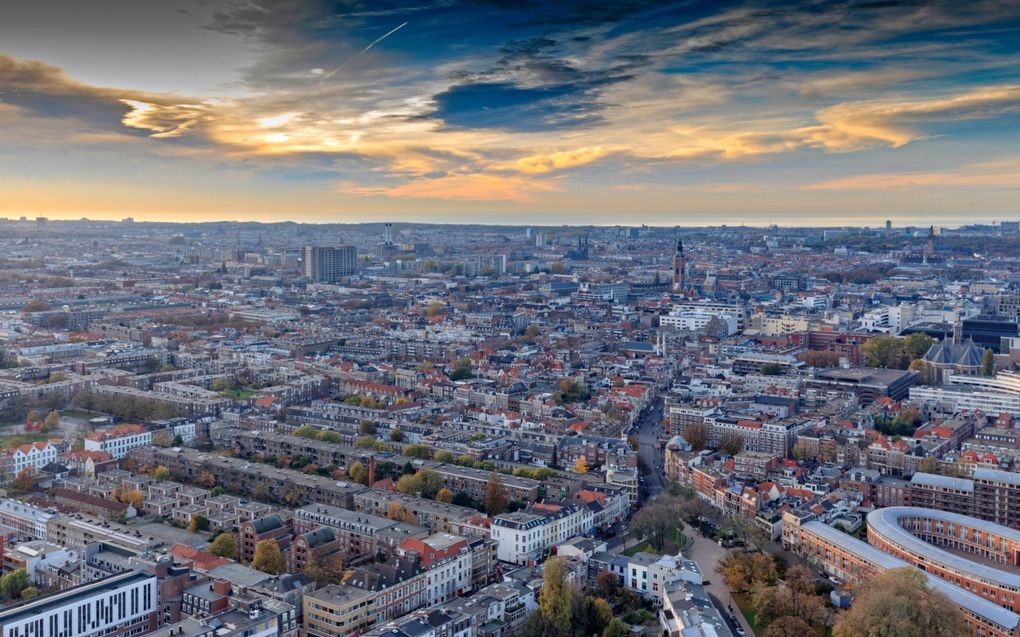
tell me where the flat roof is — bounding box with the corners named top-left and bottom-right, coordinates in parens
top-left (867, 507), bottom-right (1020, 590)
top-left (0, 570), bottom-right (154, 623)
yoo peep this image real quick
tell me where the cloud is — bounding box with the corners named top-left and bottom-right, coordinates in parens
top-left (507, 146), bottom-right (610, 173)
top-left (801, 85), bottom-right (1020, 151)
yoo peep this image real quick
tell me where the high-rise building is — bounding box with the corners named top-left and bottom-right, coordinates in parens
top-left (304, 246), bottom-right (357, 282)
top-left (383, 223), bottom-right (393, 244)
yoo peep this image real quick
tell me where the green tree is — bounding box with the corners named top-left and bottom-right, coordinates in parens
top-left (390, 427), bottom-right (404, 442)
top-left (19, 586), bottom-right (39, 600)
top-left (602, 618), bottom-right (629, 637)
top-left (539, 557), bottom-right (574, 637)
top-left (903, 332), bottom-right (934, 360)
top-left (208, 533), bottom-right (237, 560)
top-left (982, 348), bottom-right (996, 376)
top-left (358, 419), bottom-right (376, 435)
top-left (862, 335), bottom-right (906, 369)
top-left (760, 363), bottom-right (783, 376)
top-left (188, 515), bottom-right (209, 533)
top-left (403, 444), bottom-right (432, 459)
top-left (0, 569), bottom-right (29, 600)
top-left (833, 568), bottom-right (964, 637)
top-left (251, 539), bottom-right (286, 574)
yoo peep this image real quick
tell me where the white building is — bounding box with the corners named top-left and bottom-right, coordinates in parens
top-left (0, 570), bottom-right (157, 637)
top-left (490, 504), bottom-right (594, 565)
top-left (0, 500), bottom-right (55, 540)
top-left (660, 311), bottom-right (738, 336)
top-left (4, 441), bottom-right (59, 477)
top-left (84, 425), bottom-right (152, 459)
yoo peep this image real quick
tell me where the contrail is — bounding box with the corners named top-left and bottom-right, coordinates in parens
top-left (319, 21), bottom-right (408, 84)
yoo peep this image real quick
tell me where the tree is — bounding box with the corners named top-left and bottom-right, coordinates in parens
top-left (21, 299), bottom-right (52, 313)
top-left (305, 554), bottom-right (344, 587)
top-left (390, 427), bottom-right (404, 442)
top-left (760, 363), bottom-right (784, 376)
top-left (982, 348), bottom-right (996, 376)
top-left (833, 568), bottom-right (965, 637)
top-left (764, 616), bottom-right (817, 637)
top-left (251, 539), bottom-right (286, 574)
top-left (918, 456), bottom-right (941, 474)
top-left (862, 335), bottom-right (905, 369)
top-left (424, 301), bottom-right (445, 317)
top-left (436, 487), bottom-right (454, 503)
top-left (577, 595), bottom-right (614, 637)
top-left (434, 450), bottom-right (455, 463)
top-left (539, 557), bottom-right (573, 637)
top-left (602, 619), bottom-right (629, 637)
top-left (791, 440), bottom-right (814, 462)
top-left (153, 465), bottom-right (171, 481)
top-left (209, 533), bottom-right (237, 560)
top-left (386, 502), bottom-right (418, 524)
top-left (718, 432), bottom-right (744, 456)
top-left (11, 469), bottom-right (35, 494)
top-left (196, 470), bottom-right (216, 489)
top-left (348, 461), bottom-right (368, 485)
top-left (19, 586), bottom-right (39, 600)
top-left (359, 419), bottom-right (376, 435)
top-left (0, 569), bottom-right (29, 600)
top-left (485, 471), bottom-right (508, 515)
top-left (188, 515), bottom-right (209, 533)
top-left (717, 552), bottom-right (778, 595)
top-left (797, 350), bottom-right (842, 368)
top-left (120, 489), bottom-right (144, 509)
top-left (630, 498), bottom-right (683, 552)
top-left (43, 411), bottom-right (60, 432)
top-left (404, 444), bottom-right (432, 459)
top-left (903, 333), bottom-right (934, 360)
top-left (574, 456), bottom-right (589, 474)
top-left (682, 421), bottom-right (709, 450)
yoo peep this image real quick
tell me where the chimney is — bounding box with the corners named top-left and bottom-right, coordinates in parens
top-left (368, 455), bottom-right (376, 487)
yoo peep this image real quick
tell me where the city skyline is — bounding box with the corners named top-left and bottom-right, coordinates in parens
top-left (2, 0), bottom-right (1020, 225)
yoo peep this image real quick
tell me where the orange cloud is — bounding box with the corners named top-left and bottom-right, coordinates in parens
top-left (509, 146), bottom-right (610, 174)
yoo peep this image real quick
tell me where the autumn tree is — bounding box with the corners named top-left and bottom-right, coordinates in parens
top-left (833, 568), bottom-right (965, 637)
top-left (390, 428), bottom-right (404, 442)
top-left (485, 471), bottom-right (508, 515)
top-left (209, 533), bottom-right (237, 560)
top-left (385, 502), bottom-right (417, 524)
top-left (348, 461), bottom-right (368, 485)
top-left (764, 616), bottom-right (817, 637)
top-left (718, 432), bottom-right (744, 456)
top-left (574, 456), bottom-right (589, 474)
top-left (188, 514), bottom-right (209, 533)
top-left (305, 554), bottom-right (345, 587)
top-left (196, 470), bottom-right (216, 489)
top-left (251, 539), bottom-right (286, 574)
top-left (796, 350), bottom-right (842, 368)
top-left (11, 469), bottom-right (35, 494)
top-left (395, 468), bottom-right (443, 499)
top-left (791, 440), bottom-right (814, 462)
top-left (682, 421), bottom-right (709, 451)
top-left (436, 487), bottom-right (454, 503)
top-left (918, 456), bottom-right (941, 474)
top-left (539, 557), bottom-right (574, 637)
top-left (358, 419), bottom-right (376, 435)
top-left (717, 552), bottom-right (778, 595)
top-left (120, 489), bottom-right (144, 509)
top-left (153, 465), bottom-right (171, 481)
top-left (43, 411), bottom-right (60, 432)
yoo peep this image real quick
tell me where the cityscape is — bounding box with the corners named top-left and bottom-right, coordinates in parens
top-left (1, 3), bottom-right (1020, 637)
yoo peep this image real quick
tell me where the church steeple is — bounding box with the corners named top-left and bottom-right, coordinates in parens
top-left (672, 238), bottom-right (687, 292)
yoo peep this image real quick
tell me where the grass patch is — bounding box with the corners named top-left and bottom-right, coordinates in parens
top-left (623, 541), bottom-right (654, 556)
top-left (733, 592), bottom-right (768, 635)
top-left (220, 389), bottom-right (257, 400)
top-left (60, 409), bottom-right (96, 420)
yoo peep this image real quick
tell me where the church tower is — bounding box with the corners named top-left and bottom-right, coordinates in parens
top-left (672, 238), bottom-right (687, 292)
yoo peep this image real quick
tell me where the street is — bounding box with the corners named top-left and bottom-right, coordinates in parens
top-left (634, 397), bottom-right (665, 501)
top-left (631, 397), bottom-right (756, 636)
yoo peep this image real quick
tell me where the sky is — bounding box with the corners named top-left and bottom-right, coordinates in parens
top-left (1, 0), bottom-right (1019, 226)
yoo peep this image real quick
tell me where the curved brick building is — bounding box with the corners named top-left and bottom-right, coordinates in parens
top-left (867, 507), bottom-right (1020, 611)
